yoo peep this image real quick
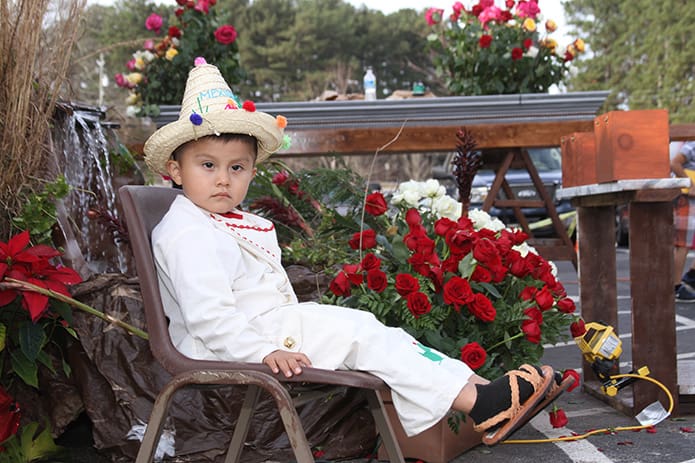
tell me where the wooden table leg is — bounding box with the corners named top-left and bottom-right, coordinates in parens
top-left (577, 206), bottom-right (618, 383)
top-left (628, 201), bottom-right (679, 415)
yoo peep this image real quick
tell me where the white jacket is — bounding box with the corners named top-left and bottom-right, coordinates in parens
top-left (152, 195), bottom-right (299, 363)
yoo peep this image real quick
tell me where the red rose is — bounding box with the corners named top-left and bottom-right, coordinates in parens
top-left (505, 0), bottom-right (514, 8)
top-left (434, 217), bottom-right (457, 237)
top-left (535, 286), bottom-right (554, 311)
top-left (395, 273), bottom-right (419, 296)
top-left (348, 229), bottom-right (377, 250)
top-left (479, 34), bottom-right (493, 48)
top-left (342, 264), bottom-right (363, 285)
top-left (168, 26), bottom-right (182, 38)
top-left (472, 238), bottom-right (499, 266)
top-left (329, 272), bottom-right (351, 297)
top-left (407, 253), bottom-right (431, 277)
top-left (405, 208), bottom-right (422, 227)
top-left (511, 47), bottom-right (524, 60)
top-left (556, 297), bottom-right (576, 314)
top-left (360, 253), bottom-right (381, 271)
top-left (523, 38), bottom-right (533, 50)
top-left (442, 276), bottom-right (474, 312)
top-left (570, 319), bottom-right (586, 338)
top-left (470, 265), bottom-right (492, 283)
top-left (365, 192), bottom-right (388, 216)
top-left (214, 25), bottom-right (238, 45)
top-left (524, 306), bottom-right (543, 325)
top-left (521, 318), bottom-right (541, 343)
top-left (508, 250), bottom-right (530, 277)
top-left (520, 286), bottom-right (537, 301)
top-left (175, 7), bottom-right (184, 17)
top-left (460, 342), bottom-right (487, 370)
top-left (468, 293), bottom-right (496, 322)
top-left (562, 369), bottom-right (581, 392)
top-left (366, 269), bottom-right (387, 293)
top-left (406, 291), bottom-right (431, 318)
top-left (549, 407), bottom-right (568, 428)
top-left (272, 170), bottom-right (289, 185)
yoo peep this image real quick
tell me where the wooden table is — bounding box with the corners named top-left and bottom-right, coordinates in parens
top-left (558, 178), bottom-right (690, 416)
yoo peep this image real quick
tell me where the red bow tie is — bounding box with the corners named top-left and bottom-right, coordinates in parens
top-left (220, 211), bottom-right (243, 220)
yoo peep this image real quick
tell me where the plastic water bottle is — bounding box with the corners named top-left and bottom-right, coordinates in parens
top-left (363, 67), bottom-right (377, 101)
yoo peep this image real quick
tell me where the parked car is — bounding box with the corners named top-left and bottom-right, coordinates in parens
top-left (432, 147), bottom-right (575, 238)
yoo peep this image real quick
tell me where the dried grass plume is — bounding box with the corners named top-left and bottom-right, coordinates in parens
top-left (0, 0), bottom-right (86, 239)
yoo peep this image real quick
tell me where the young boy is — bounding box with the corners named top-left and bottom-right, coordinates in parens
top-left (143, 57), bottom-right (563, 446)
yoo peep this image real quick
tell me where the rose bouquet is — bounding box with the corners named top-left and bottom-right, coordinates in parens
top-left (115, 0), bottom-right (243, 117)
top-left (324, 179), bottom-right (585, 380)
top-left (425, 0), bottom-right (585, 95)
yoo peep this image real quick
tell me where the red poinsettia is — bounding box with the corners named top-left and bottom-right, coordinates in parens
top-left (0, 386), bottom-right (20, 448)
top-left (0, 230), bottom-right (82, 322)
top-left (324, 180), bottom-right (581, 380)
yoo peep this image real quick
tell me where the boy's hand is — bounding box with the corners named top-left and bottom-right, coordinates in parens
top-left (263, 350), bottom-right (312, 378)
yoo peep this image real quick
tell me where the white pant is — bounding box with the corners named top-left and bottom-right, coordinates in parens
top-left (253, 303), bottom-right (473, 436)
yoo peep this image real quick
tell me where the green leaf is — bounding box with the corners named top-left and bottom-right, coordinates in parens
top-left (0, 323), bottom-right (6, 352)
top-left (18, 321), bottom-right (46, 361)
top-left (19, 420), bottom-right (63, 461)
top-left (10, 350), bottom-right (38, 388)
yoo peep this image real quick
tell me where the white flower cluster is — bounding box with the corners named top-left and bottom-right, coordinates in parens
top-left (389, 179), bottom-right (544, 261)
top-left (390, 179), bottom-right (461, 220)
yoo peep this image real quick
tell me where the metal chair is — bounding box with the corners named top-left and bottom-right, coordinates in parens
top-left (118, 185), bottom-right (405, 463)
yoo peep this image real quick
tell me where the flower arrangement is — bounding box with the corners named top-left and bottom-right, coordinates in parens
top-left (115, 0), bottom-right (243, 117)
top-left (425, 0), bottom-right (585, 95)
top-left (323, 179), bottom-right (586, 380)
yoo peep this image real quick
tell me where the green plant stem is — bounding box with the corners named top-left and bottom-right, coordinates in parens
top-left (486, 331), bottom-right (524, 352)
top-left (5, 278), bottom-right (149, 340)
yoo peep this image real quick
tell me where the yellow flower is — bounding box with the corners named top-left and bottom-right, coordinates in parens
top-left (125, 93), bottom-right (141, 105)
top-left (541, 38), bottom-right (558, 51)
top-left (545, 19), bottom-right (557, 33)
top-left (522, 18), bottom-right (536, 32)
top-left (566, 44), bottom-right (577, 58)
top-left (165, 47), bottom-right (178, 61)
top-left (573, 38), bottom-right (585, 53)
top-left (126, 72), bottom-right (143, 85)
top-left (134, 57), bottom-right (145, 71)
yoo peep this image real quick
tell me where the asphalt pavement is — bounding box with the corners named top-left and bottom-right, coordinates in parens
top-left (340, 246), bottom-right (695, 463)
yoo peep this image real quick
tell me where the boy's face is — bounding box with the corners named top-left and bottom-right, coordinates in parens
top-left (165, 137), bottom-right (257, 214)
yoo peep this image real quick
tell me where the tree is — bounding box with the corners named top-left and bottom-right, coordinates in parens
top-left (564, 0), bottom-right (695, 123)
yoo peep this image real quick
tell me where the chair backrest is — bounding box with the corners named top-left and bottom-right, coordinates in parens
top-left (118, 185), bottom-right (387, 388)
top-left (119, 185), bottom-right (254, 375)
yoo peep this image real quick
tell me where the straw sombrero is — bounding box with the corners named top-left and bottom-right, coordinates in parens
top-left (144, 57), bottom-right (287, 176)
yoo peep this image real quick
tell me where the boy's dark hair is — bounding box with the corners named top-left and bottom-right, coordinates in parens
top-left (171, 133), bottom-right (258, 162)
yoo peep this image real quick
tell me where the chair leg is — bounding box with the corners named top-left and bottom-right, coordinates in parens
top-left (224, 384), bottom-right (261, 463)
top-left (136, 370), bottom-right (316, 463)
top-left (135, 375), bottom-right (183, 463)
top-left (365, 390), bottom-right (405, 463)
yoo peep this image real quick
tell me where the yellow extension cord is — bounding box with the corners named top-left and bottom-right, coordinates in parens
top-left (502, 373), bottom-right (675, 445)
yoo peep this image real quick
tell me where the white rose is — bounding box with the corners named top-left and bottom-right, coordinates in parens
top-left (468, 208), bottom-right (492, 230)
top-left (432, 195), bottom-right (462, 220)
top-left (422, 179), bottom-right (445, 198)
top-left (126, 105), bottom-right (140, 118)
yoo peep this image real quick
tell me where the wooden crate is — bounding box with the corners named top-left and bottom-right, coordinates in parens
top-left (561, 132), bottom-right (597, 187)
top-left (594, 109), bottom-right (670, 183)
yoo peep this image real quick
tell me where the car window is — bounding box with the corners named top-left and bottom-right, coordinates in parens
top-left (528, 148), bottom-right (562, 172)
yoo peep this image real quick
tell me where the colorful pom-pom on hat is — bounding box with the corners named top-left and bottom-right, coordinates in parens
top-left (143, 57), bottom-right (287, 175)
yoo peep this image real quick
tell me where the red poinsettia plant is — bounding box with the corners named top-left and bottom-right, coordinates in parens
top-left (0, 230), bottom-right (82, 388)
top-left (324, 179), bottom-right (585, 381)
